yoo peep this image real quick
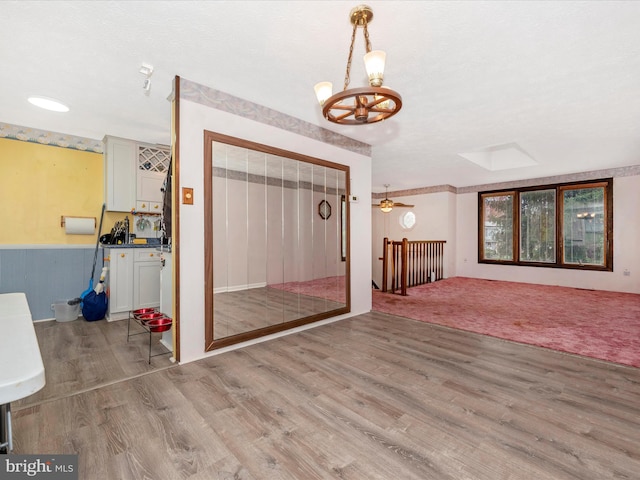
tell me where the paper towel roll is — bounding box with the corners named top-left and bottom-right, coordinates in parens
top-left (64, 217), bottom-right (95, 235)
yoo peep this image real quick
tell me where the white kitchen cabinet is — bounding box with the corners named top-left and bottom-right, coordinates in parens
top-left (104, 136), bottom-right (136, 212)
top-left (103, 136), bottom-right (169, 214)
top-left (105, 248), bottom-right (134, 320)
top-left (159, 251), bottom-right (173, 352)
top-left (105, 247), bottom-right (161, 321)
top-left (137, 170), bottom-right (165, 211)
top-left (136, 144), bottom-right (169, 214)
top-left (133, 249), bottom-right (161, 309)
top-left (135, 198), bottom-right (162, 214)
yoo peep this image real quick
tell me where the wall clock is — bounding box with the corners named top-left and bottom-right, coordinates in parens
top-left (318, 199), bottom-right (332, 220)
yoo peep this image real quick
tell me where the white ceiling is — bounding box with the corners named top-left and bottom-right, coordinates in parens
top-left (2, 1), bottom-right (640, 193)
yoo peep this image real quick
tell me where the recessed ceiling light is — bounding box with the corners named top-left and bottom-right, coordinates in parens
top-left (27, 96), bottom-right (69, 112)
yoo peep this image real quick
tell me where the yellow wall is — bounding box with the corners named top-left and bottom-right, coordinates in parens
top-left (0, 138), bottom-right (125, 244)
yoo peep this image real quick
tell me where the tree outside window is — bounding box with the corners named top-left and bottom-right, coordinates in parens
top-left (482, 193), bottom-right (514, 261)
top-left (520, 189), bottom-right (555, 263)
top-left (479, 179), bottom-right (612, 271)
top-left (561, 186), bottom-right (605, 266)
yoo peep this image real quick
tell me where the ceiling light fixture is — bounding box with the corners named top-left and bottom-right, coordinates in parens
top-left (139, 63), bottom-right (154, 77)
top-left (139, 63), bottom-right (154, 96)
top-left (27, 96), bottom-right (69, 113)
top-left (314, 5), bottom-right (402, 125)
top-left (379, 184), bottom-right (394, 213)
top-left (372, 184), bottom-right (415, 212)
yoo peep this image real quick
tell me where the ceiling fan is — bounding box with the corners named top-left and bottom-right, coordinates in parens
top-left (372, 184), bottom-right (414, 212)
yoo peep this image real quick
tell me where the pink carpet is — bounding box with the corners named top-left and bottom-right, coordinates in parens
top-left (372, 277), bottom-right (640, 368)
top-left (269, 276), bottom-right (347, 304)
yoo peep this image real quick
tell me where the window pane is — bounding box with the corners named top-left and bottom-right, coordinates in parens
top-left (482, 194), bottom-right (514, 260)
top-left (399, 211), bottom-right (416, 230)
top-left (562, 187), bottom-right (605, 266)
top-left (520, 189), bottom-right (556, 263)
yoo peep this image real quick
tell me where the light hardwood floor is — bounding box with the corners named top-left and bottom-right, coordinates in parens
top-left (13, 312), bottom-right (640, 479)
top-left (15, 317), bottom-right (173, 408)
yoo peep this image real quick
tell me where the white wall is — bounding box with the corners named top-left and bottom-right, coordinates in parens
top-left (372, 175), bottom-right (639, 294)
top-left (371, 191), bottom-right (456, 287)
top-left (455, 175), bottom-right (640, 293)
top-left (178, 100), bottom-right (372, 364)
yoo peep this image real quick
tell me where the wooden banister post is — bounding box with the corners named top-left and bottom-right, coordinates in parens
top-left (382, 237), bottom-right (389, 293)
top-left (401, 238), bottom-right (409, 296)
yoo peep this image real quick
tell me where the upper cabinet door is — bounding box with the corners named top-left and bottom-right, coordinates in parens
top-left (104, 136), bottom-right (170, 213)
top-left (137, 170), bottom-right (165, 205)
top-left (137, 143), bottom-right (170, 208)
top-left (104, 136), bottom-right (136, 212)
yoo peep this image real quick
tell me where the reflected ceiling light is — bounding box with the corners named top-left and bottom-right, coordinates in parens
top-left (379, 184), bottom-right (394, 213)
top-left (27, 96), bottom-right (69, 112)
top-left (314, 5), bottom-right (402, 125)
top-left (372, 184), bottom-right (415, 212)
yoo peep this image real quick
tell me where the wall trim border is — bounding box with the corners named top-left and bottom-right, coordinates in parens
top-left (0, 123), bottom-right (103, 153)
top-left (179, 78), bottom-right (371, 157)
top-left (372, 165), bottom-right (640, 199)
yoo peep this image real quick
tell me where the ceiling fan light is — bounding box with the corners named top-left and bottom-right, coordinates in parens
top-left (314, 82), bottom-right (333, 106)
top-left (380, 198), bottom-right (394, 213)
top-left (364, 50), bottom-right (386, 87)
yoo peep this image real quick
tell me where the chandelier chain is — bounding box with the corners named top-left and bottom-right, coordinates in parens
top-left (363, 21), bottom-right (372, 54)
top-left (343, 20), bottom-right (358, 91)
top-left (343, 12), bottom-right (373, 92)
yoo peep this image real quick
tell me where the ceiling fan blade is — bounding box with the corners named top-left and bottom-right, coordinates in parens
top-left (371, 202), bottom-right (415, 208)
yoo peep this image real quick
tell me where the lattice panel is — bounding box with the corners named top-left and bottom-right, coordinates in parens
top-left (138, 145), bottom-right (170, 173)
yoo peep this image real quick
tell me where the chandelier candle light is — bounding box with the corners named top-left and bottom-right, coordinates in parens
top-left (314, 5), bottom-right (402, 125)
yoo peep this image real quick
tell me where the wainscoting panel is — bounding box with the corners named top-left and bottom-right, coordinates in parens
top-left (0, 247), bottom-right (100, 320)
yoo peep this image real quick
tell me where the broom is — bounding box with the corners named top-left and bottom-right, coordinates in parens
top-left (81, 203), bottom-right (106, 302)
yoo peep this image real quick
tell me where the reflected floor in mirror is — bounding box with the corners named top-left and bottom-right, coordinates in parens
top-left (15, 318), bottom-right (175, 409)
top-left (269, 275), bottom-right (346, 304)
top-left (214, 284), bottom-right (345, 339)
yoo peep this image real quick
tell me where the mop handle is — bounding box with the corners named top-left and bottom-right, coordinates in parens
top-left (91, 203), bottom-right (106, 280)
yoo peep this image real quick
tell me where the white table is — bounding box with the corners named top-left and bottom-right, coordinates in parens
top-left (0, 293), bottom-right (46, 453)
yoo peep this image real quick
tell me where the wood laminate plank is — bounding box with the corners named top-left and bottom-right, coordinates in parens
top-left (15, 318), bottom-right (173, 408)
top-left (11, 312), bottom-right (640, 479)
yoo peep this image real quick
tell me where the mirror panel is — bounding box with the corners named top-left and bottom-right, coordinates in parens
top-left (204, 131), bottom-right (350, 350)
top-left (265, 153), bottom-right (286, 327)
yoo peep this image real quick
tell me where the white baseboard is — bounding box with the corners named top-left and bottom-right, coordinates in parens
top-left (213, 282), bottom-right (267, 294)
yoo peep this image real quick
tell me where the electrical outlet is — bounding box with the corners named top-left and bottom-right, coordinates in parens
top-left (623, 269), bottom-right (631, 276)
